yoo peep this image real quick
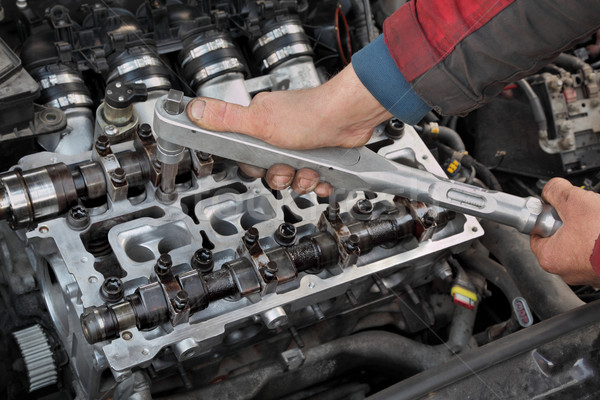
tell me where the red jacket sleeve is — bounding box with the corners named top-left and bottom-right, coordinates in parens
top-left (383, 0), bottom-right (600, 115)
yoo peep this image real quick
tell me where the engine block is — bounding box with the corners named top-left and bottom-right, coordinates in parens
top-left (17, 121), bottom-right (481, 397)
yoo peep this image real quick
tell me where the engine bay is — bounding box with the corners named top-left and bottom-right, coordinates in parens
top-left (1, 1), bottom-right (600, 399)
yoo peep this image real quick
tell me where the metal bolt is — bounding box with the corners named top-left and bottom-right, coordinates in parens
top-left (155, 254), bottom-right (173, 276)
top-left (326, 202), bottom-right (340, 222)
top-left (559, 121), bottom-right (572, 133)
top-left (559, 136), bottom-right (574, 149)
top-left (263, 261), bottom-right (278, 281)
top-left (385, 118), bottom-right (405, 139)
top-left (100, 277), bottom-right (124, 302)
top-left (66, 205), bottom-right (90, 230)
top-left (196, 151), bottom-right (211, 161)
top-left (275, 223), bottom-right (297, 246)
top-left (137, 123), bottom-right (152, 141)
top-left (164, 90), bottom-right (185, 115)
top-left (95, 135), bottom-right (110, 156)
top-left (191, 248), bottom-right (214, 274)
top-left (173, 290), bottom-right (189, 312)
top-left (111, 168), bottom-right (127, 186)
top-left (568, 103), bottom-right (579, 114)
top-left (433, 261), bottom-right (453, 283)
top-left (104, 124), bottom-right (119, 137)
top-left (244, 227), bottom-right (259, 246)
top-left (423, 209), bottom-right (438, 228)
top-left (352, 198), bottom-right (373, 220)
top-left (345, 234), bottom-right (360, 252)
top-left (547, 78), bottom-right (563, 92)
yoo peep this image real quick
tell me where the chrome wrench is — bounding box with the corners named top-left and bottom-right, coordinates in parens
top-left (153, 90), bottom-right (561, 237)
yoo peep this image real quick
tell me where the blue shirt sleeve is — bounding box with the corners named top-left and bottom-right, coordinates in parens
top-left (352, 34), bottom-right (431, 125)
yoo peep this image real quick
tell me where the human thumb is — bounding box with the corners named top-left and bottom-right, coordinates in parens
top-left (187, 97), bottom-right (255, 136)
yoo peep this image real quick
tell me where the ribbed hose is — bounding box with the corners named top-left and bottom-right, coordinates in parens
top-left (479, 220), bottom-right (584, 319)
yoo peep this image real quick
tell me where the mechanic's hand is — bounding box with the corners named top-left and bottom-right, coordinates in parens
top-left (186, 63), bottom-right (392, 197)
top-left (530, 178), bottom-right (600, 286)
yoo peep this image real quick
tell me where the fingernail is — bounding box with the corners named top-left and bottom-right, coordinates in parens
top-left (298, 178), bottom-right (315, 190)
top-left (190, 99), bottom-right (206, 120)
top-left (272, 175), bottom-right (293, 188)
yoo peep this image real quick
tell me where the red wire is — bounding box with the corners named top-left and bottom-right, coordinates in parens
top-left (335, 6), bottom-right (352, 65)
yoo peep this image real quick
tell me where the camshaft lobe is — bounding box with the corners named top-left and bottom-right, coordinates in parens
top-left (80, 213), bottom-right (416, 344)
top-left (0, 145), bottom-right (193, 229)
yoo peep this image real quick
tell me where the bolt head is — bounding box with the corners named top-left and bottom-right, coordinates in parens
top-left (191, 248), bottom-right (214, 273)
top-left (100, 277), bottom-right (124, 302)
top-left (95, 135), bottom-right (110, 155)
top-left (262, 261), bottom-right (278, 282)
top-left (355, 199), bottom-right (373, 214)
top-left (67, 205), bottom-right (90, 230)
top-left (110, 167), bottom-right (127, 186)
top-left (275, 223), bottom-right (297, 245)
top-left (104, 124), bottom-right (119, 137)
top-left (155, 254), bottom-right (173, 276)
top-left (385, 118), bottom-right (405, 139)
top-left (137, 123), bottom-right (152, 140)
top-left (345, 234), bottom-right (360, 252)
top-left (244, 227), bottom-right (259, 245)
top-left (173, 290), bottom-right (189, 311)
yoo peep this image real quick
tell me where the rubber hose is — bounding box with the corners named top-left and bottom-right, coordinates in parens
top-left (553, 52), bottom-right (586, 71)
top-left (437, 126), bottom-right (466, 152)
top-left (368, 299), bottom-right (599, 400)
top-left (436, 142), bottom-right (502, 191)
top-left (479, 220), bottom-right (584, 319)
top-left (516, 79), bottom-right (548, 133)
top-left (457, 249), bottom-right (525, 323)
top-left (168, 284), bottom-right (482, 400)
top-left (463, 157), bottom-right (502, 191)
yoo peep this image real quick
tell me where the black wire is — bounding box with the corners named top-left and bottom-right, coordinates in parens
top-left (305, 33), bottom-right (339, 53)
top-left (315, 54), bottom-right (341, 66)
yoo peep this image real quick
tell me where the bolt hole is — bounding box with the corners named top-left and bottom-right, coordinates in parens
top-left (472, 227), bottom-right (478, 232)
top-left (39, 226), bottom-right (49, 233)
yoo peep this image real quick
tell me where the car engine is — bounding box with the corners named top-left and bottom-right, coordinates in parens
top-left (1, 1), bottom-right (600, 399)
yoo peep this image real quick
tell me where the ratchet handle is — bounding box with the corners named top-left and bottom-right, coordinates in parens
top-left (153, 92), bottom-right (563, 238)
